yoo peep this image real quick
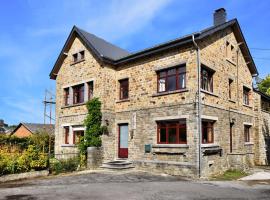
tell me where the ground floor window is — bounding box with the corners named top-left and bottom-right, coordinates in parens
top-left (64, 127), bottom-right (69, 144)
top-left (244, 125), bottom-right (251, 143)
top-left (73, 130), bottom-right (84, 144)
top-left (157, 120), bottom-right (187, 144)
top-left (202, 121), bottom-right (214, 144)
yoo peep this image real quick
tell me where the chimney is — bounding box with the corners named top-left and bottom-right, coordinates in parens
top-left (214, 8), bottom-right (227, 26)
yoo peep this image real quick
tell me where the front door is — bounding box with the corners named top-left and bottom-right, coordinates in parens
top-left (118, 124), bottom-right (128, 158)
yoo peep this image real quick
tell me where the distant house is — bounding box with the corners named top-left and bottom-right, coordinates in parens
top-left (11, 123), bottom-right (54, 138)
top-left (0, 119), bottom-right (10, 135)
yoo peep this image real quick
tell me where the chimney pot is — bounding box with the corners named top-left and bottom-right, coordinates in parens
top-left (214, 8), bottom-right (227, 26)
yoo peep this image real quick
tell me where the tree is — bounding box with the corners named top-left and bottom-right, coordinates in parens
top-left (258, 75), bottom-right (270, 96)
top-left (79, 98), bottom-right (106, 155)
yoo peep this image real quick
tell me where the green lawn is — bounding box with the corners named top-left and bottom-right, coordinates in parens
top-left (212, 169), bottom-right (248, 181)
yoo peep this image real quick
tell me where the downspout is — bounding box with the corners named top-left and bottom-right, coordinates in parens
top-left (192, 34), bottom-right (202, 178)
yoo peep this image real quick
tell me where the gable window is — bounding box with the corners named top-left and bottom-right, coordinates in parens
top-left (244, 125), bottom-right (251, 143)
top-left (88, 81), bottom-right (94, 101)
top-left (73, 84), bottom-right (84, 104)
top-left (72, 50), bottom-right (85, 63)
top-left (64, 127), bottom-right (69, 144)
top-left (119, 79), bottom-right (129, 100)
top-left (73, 130), bottom-right (84, 144)
top-left (157, 120), bottom-right (187, 144)
top-left (243, 87), bottom-right (250, 105)
top-left (64, 88), bottom-right (70, 106)
top-left (202, 121), bottom-right (214, 144)
top-left (229, 79), bottom-right (233, 99)
top-left (226, 41), bottom-right (236, 63)
top-left (157, 65), bottom-right (186, 93)
top-left (201, 67), bottom-right (214, 92)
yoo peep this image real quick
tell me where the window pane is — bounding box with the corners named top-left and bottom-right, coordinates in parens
top-left (158, 78), bottom-right (166, 92)
top-left (178, 66), bottom-right (186, 74)
top-left (159, 71), bottom-right (166, 77)
top-left (167, 76), bottom-right (176, 91)
top-left (168, 68), bottom-right (176, 75)
top-left (159, 128), bottom-right (166, 143)
top-left (179, 126), bottom-right (187, 143)
top-left (168, 128), bottom-right (177, 143)
top-left (120, 79), bottom-right (129, 99)
top-left (178, 73), bottom-right (186, 89)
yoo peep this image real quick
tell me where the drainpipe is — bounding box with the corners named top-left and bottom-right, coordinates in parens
top-left (192, 34), bottom-right (202, 178)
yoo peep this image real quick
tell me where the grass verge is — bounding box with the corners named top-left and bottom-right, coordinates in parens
top-left (212, 169), bottom-right (248, 181)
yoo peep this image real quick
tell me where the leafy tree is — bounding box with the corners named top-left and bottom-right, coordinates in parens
top-left (79, 98), bottom-right (107, 155)
top-left (258, 75), bottom-right (270, 96)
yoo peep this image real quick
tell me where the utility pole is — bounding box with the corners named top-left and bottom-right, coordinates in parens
top-left (43, 89), bottom-right (56, 170)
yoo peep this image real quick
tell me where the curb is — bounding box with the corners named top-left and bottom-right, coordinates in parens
top-left (0, 170), bottom-right (49, 183)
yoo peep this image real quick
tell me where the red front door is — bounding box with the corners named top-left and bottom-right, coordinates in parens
top-left (118, 124), bottom-right (128, 158)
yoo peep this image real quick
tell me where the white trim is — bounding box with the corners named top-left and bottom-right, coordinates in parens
top-left (116, 120), bottom-right (130, 124)
top-left (62, 78), bottom-right (95, 89)
top-left (72, 126), bottom-right (85, 131)
top-left (153, 115), bottom-right (189, 121)
top-left (152, 144), bottom-right (189, 148)
top-left (201, 115), bottom-right (218, 121)
top-left (243, 122), bottom-right (253, 126)
top-left (201, 144), bottom-right (219, 148)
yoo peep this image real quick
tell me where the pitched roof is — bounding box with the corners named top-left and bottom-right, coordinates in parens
top-left (50, 19), bottom-right (258, 79)
top-left (12, 123), bottom-right (55, 135)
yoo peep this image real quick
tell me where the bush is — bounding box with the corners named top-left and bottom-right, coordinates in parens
top-left (50, 157), bottom-right (80, 175)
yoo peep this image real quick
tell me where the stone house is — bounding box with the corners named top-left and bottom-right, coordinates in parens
top-left (50, 8), bottom-right (269, 177)
top-left (11, 123), bottom-right (54, 138)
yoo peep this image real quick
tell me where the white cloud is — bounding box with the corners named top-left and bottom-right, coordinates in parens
top-left (85, 0), bottom-right (172, 41)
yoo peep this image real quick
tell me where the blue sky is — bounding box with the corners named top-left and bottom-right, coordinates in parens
top-left (0, 0), bottom-right (269, 125)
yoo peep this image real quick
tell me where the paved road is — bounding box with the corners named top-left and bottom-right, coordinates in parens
top-left (0, 171), bottom-right (269, 200)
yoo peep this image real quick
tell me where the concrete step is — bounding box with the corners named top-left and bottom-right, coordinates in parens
top-left (101, 160), bottom-right (134, 170)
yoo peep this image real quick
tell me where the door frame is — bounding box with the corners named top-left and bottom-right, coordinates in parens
top-left (118, 123), bottom-right (129, 158)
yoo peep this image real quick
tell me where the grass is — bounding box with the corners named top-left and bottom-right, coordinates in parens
top-left (212, 169), bottom-right (248, 181)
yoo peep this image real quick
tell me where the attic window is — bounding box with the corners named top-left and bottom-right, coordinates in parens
top-left (72, 50), bottom-right (85, 63)
top-left (226, 41), bottom-right (236, 63)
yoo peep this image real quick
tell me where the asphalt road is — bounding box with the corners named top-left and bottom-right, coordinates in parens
top-left (0, 171), bottom-right (269, 200)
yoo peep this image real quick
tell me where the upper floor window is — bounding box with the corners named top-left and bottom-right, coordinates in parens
top-left (73, 50), bottom-right (85, 63)
top-left (157, 120), bottom-right (187, 144)
top-left (226, 41), bottom-right (236, 63)
top-left (119, 79), bottom-right (129, 100)
top-left (244, 125), bottom-right (251, 143)
top-left (73, 84), bottom-right (84, 104)
top-left (202, 121), bottom-right (214, 144)
top-left (157, 65), bottom-right (186, 93)
top-left (64, 88), bottom-right (70, 106)
top-left (243, 87), bottom-right (251, 105)
top-left (229, 79), bottom-right (233, 99)
top-left (201, 67), bottom-right (214, 92)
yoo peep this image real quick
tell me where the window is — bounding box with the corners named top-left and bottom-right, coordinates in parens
top-left (244, 125), bottom-right (251, 142)
top-left (72, 50), bottom-right (85, 63)
top-left (119, 79), bottom-right (129, 100)
top-left (243, 87), bottom-right (250, 105)
top-left (201, 67), bottom-right (214, 92)
top-left (64, 88), bottom-right (70, 106)
top-left (226, 42), bottom-right (236, 63)
top-left (64, 127), bottom-right (69, 144)
top-left (73, 130), bottom-right (84, 144)
top-left (157, 65), bottom-right (186, 93)
top-left (202, 121), bottom-right (214, 144)
top-left (73, 84), bottom-right (84, 104)
top-left (229, 79), bottom-right (233, 99)
top-left (88, 81), bottom-right (94, 100)
top-left (157, 120), bottom-right (187, 144)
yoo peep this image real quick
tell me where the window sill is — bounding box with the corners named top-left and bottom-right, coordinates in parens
top-left (226, 58), bottom-right (236, 66)
top-left (244, 142), bottom-right (254, 146)
top-left (229, 99), bottom-right (236, 103)
top-left (70, 59), bottom-right (85, 66)
top-left (61, 102), bottom-right (86, 109)
top-left (152, 89), bottom-right (188, 97)
top-left (243, 104), bottom-right (253, 109)
top-left (201, 89), bottom-right (219, 97)
top-left (152, 144), bottom-right (189, 148)
top-left (116, 99), bottom-right (130, 103)
top-left (61, 144), bottom-right (76, 147)
top-left (201, 144), bottom-right (219, 148)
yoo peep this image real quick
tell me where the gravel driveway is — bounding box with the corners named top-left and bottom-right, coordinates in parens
top-left (0, 170), bottom-right (269, 200)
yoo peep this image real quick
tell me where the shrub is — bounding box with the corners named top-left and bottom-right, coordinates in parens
top-left (50, 157), bottom-right (80, 175)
